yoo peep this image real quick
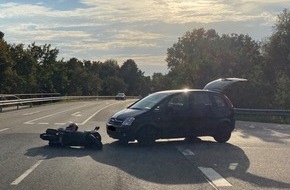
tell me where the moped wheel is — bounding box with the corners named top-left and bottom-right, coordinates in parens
top-left (92, 132), bottom-right (102, 142)
top-left (87, 134), bottom-right (103, 150)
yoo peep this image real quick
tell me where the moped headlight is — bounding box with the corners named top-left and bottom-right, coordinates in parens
top-left (122, 117), bottom-right (135, 126)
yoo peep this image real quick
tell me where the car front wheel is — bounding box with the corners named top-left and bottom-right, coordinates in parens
top-left (137, 126), bottom-right (156, 146)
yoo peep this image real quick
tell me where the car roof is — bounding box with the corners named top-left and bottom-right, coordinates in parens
top-left (154, 89), bottom-right (214, 94)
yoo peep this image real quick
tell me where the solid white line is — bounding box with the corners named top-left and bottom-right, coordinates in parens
top-left (198, 167), bottom-right (232, 187)
top-left (24, 104), bottom-right (89, 124)
top-left (0, 128), bottom-right (9, 132)
top-left (79, 102), bottom-right (120, 125)
top-left (11, 160), bottom-right (43, 185)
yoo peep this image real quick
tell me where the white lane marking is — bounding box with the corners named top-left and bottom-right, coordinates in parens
top-left (24, 104), bottom-right (89, 124)
top-left (0, 128), bottom-right (9, 132)
top-left (11, 160), bottom-right (43, 185)
top-left (176, 146), bottom-right (195, 156)
top-left (79, 102), bottom-right (120, 125)
top-left (198, 167), bottom-right (232, 187)
top-left (23, 111), bottom-right (40, 116)
top-left (229, 163), bottom-right (239, 170)
top-left (72, 112), bottom-right (82, 117)
top-left (54, 123), bottom-right (66, 125)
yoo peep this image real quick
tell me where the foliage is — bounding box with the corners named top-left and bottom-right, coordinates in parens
top-left (0, 9), bottom-right (290, 110)
top-left (0, 39), bottom-right (147, 96)
top-left (163, 9), bottom-right (290, 109)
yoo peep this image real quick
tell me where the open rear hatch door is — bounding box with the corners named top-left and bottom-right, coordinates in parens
top-left (203, 78), bottom-right (247, 92)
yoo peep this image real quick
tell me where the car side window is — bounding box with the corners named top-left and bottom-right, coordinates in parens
top-left (213, 95), bottom-right (227, 107)
top-left (189, 93), bottom-right (212, 117)
top-left (189, 93), bottom-right (212, 108)
top-left (167, 94), bottom-right (186, 112)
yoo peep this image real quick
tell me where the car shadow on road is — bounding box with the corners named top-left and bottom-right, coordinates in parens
top-left (25, 139), bottom-right (290, 189)
top-left (88, 139), bottom-right (290, 189)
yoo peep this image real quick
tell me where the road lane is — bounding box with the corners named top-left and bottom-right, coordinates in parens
top-left (0, 100), bottom-right (290, 190)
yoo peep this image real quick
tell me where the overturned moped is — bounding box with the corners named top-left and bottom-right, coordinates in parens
top-left (40, 123), bottom-right (103, 150)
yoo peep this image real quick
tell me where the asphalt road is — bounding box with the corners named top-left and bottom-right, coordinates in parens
top-left (0, 100), bottom-right (290, 190)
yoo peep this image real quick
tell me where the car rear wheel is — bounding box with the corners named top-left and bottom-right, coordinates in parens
top-left (213, 122), bottom-right (232, 143)
top-left (137, 126), bottom-right (156, 146)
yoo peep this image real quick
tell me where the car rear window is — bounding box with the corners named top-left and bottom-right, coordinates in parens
top-left (213, 95), bottom-right (227, 107)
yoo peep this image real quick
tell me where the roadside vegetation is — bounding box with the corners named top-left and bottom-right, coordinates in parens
top-left (1, 9), bottom-right (290, 116)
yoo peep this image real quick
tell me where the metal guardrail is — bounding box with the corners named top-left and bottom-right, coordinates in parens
top-left (1, 93), bottom-right (289, 116)
top-left (0, 97), bottom-right (62, 112)
top-left (0, 95), bottom-right (139, 112)
top-left (234, 108), bottom-right (290, 116)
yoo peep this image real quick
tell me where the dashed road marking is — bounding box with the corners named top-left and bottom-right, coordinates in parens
top-left (11, 160), bottom-right (43, 186)
top-left (176, 146), bottom-right (232, 188)
top-left (198, 167), bottom-right (232, 187)
top-left (0, 128), bottom-right (9, 132)
top-left (23, 111), bottom-right (40, 116)
top-left (229, 163), bottom-right (239, 170)
top-left (176, 146), bottom-right (195, 156)
top-left (72, 112), bottom-right (82, 117)
top-left (54, 123), bottom-right (66, 125)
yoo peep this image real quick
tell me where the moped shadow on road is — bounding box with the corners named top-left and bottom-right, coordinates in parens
top-left (25, 145), bottom-right (99, 160)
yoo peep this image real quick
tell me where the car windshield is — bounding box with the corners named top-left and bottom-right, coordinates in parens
top-left (117, 93), bottom-right (125, 96)
top-left (129, 92), bottom-right (171, 110)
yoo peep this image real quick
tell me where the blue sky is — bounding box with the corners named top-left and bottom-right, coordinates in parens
top-left (0, 0), bottom-right (289, 76)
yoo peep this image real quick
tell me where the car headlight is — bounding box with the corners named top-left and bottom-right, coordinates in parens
top-left (122, 117), bottom-right (135, 126)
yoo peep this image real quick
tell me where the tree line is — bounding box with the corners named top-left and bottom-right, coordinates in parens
top-left (1, 9), bottom-right (290, 109)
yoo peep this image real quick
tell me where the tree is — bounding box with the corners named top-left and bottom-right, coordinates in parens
top-left (0, 36), bottom-right (18, 93)
top-left (165, 28), bottom-right (264, 108)
top-left (99, 59), bottom-right (120, 79)
top-left (120, 59), bottom-right (144, 95)
top-left (262, 9), bottom-right (290, 109)
top-left (0, 31), bottom-right (4, 39)
top-left (151, 73), bottom-right (171, 92)
top-left (101, 76), bottom-right (127, 95)
top-left (9, 44), bottom-right (39, 93)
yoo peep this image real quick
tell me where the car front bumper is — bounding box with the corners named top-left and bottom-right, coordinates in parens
top-left (106, 124), bottom-right (134, 140)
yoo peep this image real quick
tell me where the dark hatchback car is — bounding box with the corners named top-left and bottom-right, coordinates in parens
top-left (107, 78), bottom-right (247, 146)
